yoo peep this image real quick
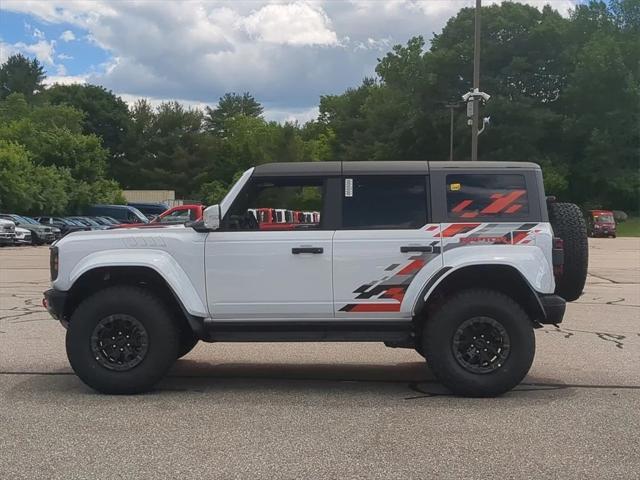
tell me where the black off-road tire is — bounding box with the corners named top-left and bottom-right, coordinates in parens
top-left (66, 286), bottom-right (179, 394)
top-left (177, 328), bottom-right (199, 359)
top-left (548, 202), bottom-right (588, 301)
top-left (422, 289), bottom-right (535, 397)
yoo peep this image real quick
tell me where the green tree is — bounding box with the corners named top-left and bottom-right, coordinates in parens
top-left (0, 54), bottom-right (45, 100)
top-left (204, 92), bottom-right (264, 135)
top-left (0, 140), bottom-right (70, 214)
top-left (40, 84), bottom-right (131, 172)
top-left (0, 93), bottom-right (124, 214)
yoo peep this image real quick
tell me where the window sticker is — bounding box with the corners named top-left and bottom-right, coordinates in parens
top-left (345, 178), bottom-right (353, 197)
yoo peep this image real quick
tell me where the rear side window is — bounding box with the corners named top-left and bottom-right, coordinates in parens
top-left (446, 174), bottom-right (529, 219)
top-left (343, 176), bottom-right (427, 229)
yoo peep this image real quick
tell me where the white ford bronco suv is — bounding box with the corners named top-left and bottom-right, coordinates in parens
top-left (44, 161), bottom-right (588, 396)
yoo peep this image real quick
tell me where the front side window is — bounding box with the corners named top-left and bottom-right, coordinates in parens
top-left (446, 174), bottom-right (529, 219)
top-left (342, 176), bottom-right (427, 229)
top-left (225, 177), bottom-right (324, 231)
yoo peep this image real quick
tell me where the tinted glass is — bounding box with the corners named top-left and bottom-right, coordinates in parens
top-left (446, 174), bottom-right (529, 219)
top-left (343, 176), bottom-right (427, 229)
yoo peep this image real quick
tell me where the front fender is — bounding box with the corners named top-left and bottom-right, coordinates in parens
top-left (58, 249), bottom-right (208, 317)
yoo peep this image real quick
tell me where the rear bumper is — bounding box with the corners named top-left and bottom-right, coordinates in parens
top-left (43, 289), bottom-right (69, 326)
top-left (538, 294), bottom-right (566, 325)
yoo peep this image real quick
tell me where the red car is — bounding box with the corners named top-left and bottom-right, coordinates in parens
top-left (587, 210), bottom-right (616, 238)
top-left (117, 204), bottom-right (205, 228)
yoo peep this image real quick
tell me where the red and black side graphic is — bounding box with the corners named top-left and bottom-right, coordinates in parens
top-left (441, 223), bottom-right (481, 237)
top-left (450, 190), bottom-right (527, 218)
top-left (340, 242), bottom-right (440, 313)
top-left (443, 222), bottom-right (540, 248)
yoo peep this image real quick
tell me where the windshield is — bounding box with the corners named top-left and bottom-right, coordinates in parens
top-left (81, 217), bottom-right (100, 226)
top-left (9, 215), bottom-right (28, 224)
top-left (129, 207), bottom-right (149, 223)
top-left (22, 216), bottom-right (40, 225)
top-left (72, 218), bottom-right (91, 226)
top-left (595, 214), bottom-right (614, 223)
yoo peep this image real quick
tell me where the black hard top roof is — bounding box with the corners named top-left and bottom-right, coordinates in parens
top-left (253, 161), bottom-right (541, 177)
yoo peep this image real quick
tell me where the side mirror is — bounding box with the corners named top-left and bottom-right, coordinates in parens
top-left (203, 204), bottom-right (221, 230)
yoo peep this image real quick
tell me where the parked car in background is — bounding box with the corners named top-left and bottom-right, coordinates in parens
top-left (14, 226), bottom-right (32, 245)
top-left (0, 214), bottom-right (55, 244)
top-left (67, 216), bottom-right (110, 230)
top-left (127, 202), bottom-right (168, 220)
top-left (90, 217), bottom-right (117, 227)
top-left (587, 210), bottom-right (616, 238)
top-left (84, 205), bottom-right (149, 224)
top-left (0, 218), bottom-right (16, 246)
top-left (36, 217), bottom-right (88, 236)
top-left (153, 204), bottom-right (203, 223)
top-left (117, 204), bottom-right (205, 228)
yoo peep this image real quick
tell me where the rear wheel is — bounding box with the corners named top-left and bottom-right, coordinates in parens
top-left (422, 289), bottom-right (535, 397)
top-left (66, 286), bottom-right (179, 394)
top-left (548, 202), bottom-right (588, 301)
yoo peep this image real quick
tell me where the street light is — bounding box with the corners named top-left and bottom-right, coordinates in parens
top-left (469, 0), bottom-right (488, 161)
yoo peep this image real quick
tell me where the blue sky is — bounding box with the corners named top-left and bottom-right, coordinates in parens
top-left (1, 1), bottom-right (584, 122)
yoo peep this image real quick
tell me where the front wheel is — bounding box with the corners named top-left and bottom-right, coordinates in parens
top-left (422, 289), bottom-right (535, 397)
top-left (177, 328), bottom-right (199, 359)
top-left (66, 286), bottom-right (179, 394)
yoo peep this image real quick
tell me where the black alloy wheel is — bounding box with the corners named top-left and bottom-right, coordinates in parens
top-left (90, 314), bottom-right (149, 371)
top-left (452, 316), bottom-right (511, 374)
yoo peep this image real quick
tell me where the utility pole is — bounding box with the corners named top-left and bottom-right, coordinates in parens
top-left (444, 102), bottom-right (460, 161)
top-left (471, 0), bottom-right (481, 161)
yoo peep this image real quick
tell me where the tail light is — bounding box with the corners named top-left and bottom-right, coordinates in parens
top-left (50, 246), bottom-right (59, 281)
top-left (552, 237), bottom-right (564, 276)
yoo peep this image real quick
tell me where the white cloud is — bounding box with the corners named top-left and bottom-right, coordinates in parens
top-left (3, 0), bottom-right (581, 114)
top-left (43, 74), bottom-right (87, 86)
top-left (33, 28), bottom-right (45, 39)
top-left (117, 93), bottom-right (209, 111)
top-left (2, 39), bottom-right (57, 65)
top-left (241, 2), bottom-right (338, 46)
top-left (60, 30), bottom-right (76, 42)
top-left (265, 105), bottom-right (320, 124)
top-left (57, 53), bottom-right (74, 60)
top-left (0, 42), bottom-right (16, 64)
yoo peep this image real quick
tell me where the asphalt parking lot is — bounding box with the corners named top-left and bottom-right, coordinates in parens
top-left (1, 238), bottom-right (639, 479)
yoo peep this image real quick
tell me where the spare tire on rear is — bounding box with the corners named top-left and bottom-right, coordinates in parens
top-left (548, 202), bottom-right (588, 301)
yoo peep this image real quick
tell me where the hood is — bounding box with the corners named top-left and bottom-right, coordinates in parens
top-left (0, 219), bottom-right (15, 231)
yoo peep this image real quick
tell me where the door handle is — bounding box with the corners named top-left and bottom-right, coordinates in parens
top-left (292, 247), bottom-right (323, 254)
top-left (400, 245), bottom-right (434, 253)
